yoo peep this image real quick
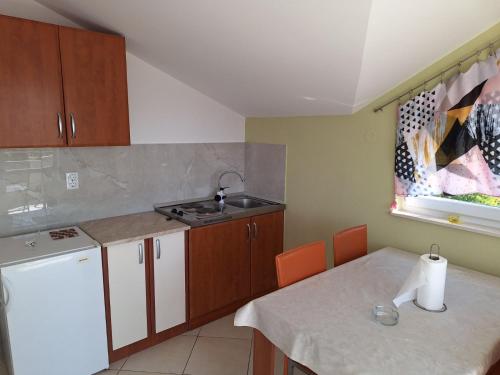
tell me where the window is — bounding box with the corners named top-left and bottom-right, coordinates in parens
top-left (391, 49), bottom-right (500, 237)
top-left (391, 193), bottom-right (500, 238)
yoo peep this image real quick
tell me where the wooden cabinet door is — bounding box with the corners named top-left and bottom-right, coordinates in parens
top-left (189, 218), bottom-right (251, 319)
top-left (0, 15), bottom-right (66, 148)
top-left (153, 232), bottom-right (186, 333)
top-left (251, 211), bottom-right (284, 297)
top-left (59, 27), bottom-right (130, 146)
top-left (106, 240), bottom-right (148, 350)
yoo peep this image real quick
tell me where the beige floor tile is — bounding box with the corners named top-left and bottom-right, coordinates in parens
top-left (199, 313), bottom-right (252, 339)
top-left (121, 334), bottom-right (196, 374)
top-left (96, 370), bottom-right (117, 375)
top-left (119, 371), bottom-right (172, 375)
top-left (185, 336), bottom-right (252, 375)
top-left (182, 326), bottom-right (201, 336)
top-left (108, 357), bottom-right (127, 370)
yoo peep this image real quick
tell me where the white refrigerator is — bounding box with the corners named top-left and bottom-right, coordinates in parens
top-left (0, 228), bottom-right (108, 375)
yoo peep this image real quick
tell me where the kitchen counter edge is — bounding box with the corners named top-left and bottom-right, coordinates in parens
top-left (80, 211), bottom-right (190, 248)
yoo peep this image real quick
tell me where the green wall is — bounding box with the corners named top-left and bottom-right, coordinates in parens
top-left (246, 23), bottom-right (500, 277)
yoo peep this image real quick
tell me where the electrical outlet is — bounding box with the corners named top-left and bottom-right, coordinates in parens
top-left (66, 172), bottom-right (79, 190)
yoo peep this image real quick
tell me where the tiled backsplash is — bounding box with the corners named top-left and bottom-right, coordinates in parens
top-left (0, 143), bottom-right (285, 237)
top-left (245, 143), bottom-right (286, 202)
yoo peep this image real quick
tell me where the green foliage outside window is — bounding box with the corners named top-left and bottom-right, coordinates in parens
top-left (442, 193), bottom-right (500, 207)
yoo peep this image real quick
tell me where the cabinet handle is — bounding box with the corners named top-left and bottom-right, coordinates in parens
top-left (57, 113), bottom-right (63, 138)
top-left (246, 224), bottom-right (251, 240)
top-left (253, 222), bottom-right (258, 239)
top-left (70, 113), bottom-right (76, 138)
top-left (156, 239), bottom-right (161, 259)
top-left (138, 243), bottom-right (144, 264)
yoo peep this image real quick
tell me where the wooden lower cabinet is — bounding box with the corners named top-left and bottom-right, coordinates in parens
top-left (251, 211), bottom-right (284, 297)
top-left (102, 231), bottom-right (188, 362)
top-left (188, 218), bottom-right (252, 322)
top-left (188, 211), bottom-right (284, 327)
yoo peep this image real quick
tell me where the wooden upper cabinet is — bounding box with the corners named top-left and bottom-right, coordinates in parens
top-left (0, 15), bottom-right (66, 148)
top-left (59, 27), bottom-right (130, 146)
top-left (251, 211), bottom-right (284, 296)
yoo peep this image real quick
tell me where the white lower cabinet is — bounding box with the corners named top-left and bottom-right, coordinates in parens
top-left (105, 231), bottom-right (187, 353)
top-left (107, 240), bottom-right (148, 350)
top-left (153, 231), bottom-right (186, 333)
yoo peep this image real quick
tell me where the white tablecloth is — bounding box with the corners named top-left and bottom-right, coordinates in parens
top-left (235, 247), bottom-right (500, 375)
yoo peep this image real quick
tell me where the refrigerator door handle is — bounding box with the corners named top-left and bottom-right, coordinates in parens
top-left (1, 275), bottom-right (10, 307)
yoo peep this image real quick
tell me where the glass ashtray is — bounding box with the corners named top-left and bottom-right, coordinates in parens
top-left (372, 305), bottom-right (399, 326)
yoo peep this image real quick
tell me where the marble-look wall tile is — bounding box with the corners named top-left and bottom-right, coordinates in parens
top-left (245, 143), bottom-right (286, 202)
top-left (0, 144), bottom-right (245, 237)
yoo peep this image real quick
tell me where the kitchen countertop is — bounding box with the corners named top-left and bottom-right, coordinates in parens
top-left (79, 211), bottom-right (190, 247)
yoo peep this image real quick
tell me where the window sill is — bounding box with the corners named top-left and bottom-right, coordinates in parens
top-left (390, 209), bottom-right (500, 239)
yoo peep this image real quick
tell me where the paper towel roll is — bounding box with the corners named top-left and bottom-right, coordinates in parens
top-left (416, 254), bottom-right (447, 310)
top-left (393, 253), bottom-right (447, 310)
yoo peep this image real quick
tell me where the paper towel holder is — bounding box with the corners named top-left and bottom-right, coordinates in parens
top-left (428, 243), bottom-right (440, 261)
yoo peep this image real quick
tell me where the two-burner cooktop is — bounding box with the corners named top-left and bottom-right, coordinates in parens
top-left (155, 200), bottom-right (233, 226)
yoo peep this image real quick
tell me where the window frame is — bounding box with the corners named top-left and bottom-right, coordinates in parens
top-left (391, 195), bottom-right (500, 238)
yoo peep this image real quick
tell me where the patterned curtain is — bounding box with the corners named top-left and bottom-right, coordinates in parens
top-left (395, 51), bottom-right (500, 198)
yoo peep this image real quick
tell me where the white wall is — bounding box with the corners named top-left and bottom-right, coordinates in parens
top-left (0, 0), bottom-right (245, 144)
top-left (0, 0), bottom-right (77, 26)
top-left (126, 53), bottom-right (244, 144)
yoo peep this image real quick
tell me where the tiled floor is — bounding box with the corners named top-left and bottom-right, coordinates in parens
top-left (0, 312), bottom-right (305, 375)
top-left (99, 312), bottom-right (306, 375)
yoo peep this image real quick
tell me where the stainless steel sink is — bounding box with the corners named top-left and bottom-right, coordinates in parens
top-left (225, 197), bottom-right (269, 209)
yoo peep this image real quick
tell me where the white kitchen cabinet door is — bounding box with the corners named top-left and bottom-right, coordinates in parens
top-left (107, 240), bottom-right (148, 350)
top-left (153, 231), bottom-right (186, 333)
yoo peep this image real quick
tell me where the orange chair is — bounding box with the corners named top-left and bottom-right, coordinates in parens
top-left (275, 241), bottom-right (326, 375)
top-left (333, 224), bottom-right (367, 267)
top-left (276, 240), bottom-right (327, 288)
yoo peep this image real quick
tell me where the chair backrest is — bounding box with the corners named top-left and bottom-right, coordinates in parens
top-left (333, 224), bottom-right (367, 267)
top-left (275, 241), bottom-right (326, 288)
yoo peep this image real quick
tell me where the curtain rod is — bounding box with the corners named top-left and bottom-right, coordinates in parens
top-left (373, 36), bottom-right (500, 113)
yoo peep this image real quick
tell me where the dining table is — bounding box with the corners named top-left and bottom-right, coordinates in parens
top-left (234, 247), bottom-right (500, 375)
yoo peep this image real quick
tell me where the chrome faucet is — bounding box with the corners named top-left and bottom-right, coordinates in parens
top-left (218, 170), bottom-right (245, 190)
top-left (215, 170), bottom-right (245, 204)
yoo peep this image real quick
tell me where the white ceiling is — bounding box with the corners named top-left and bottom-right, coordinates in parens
top-left (30, 0), bottom-right (500, 116)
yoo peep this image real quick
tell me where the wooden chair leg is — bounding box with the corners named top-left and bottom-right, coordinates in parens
top-left (284, 355), bottom-right (289, 375)
top-left (253, 329), bottom-right (275, 375)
